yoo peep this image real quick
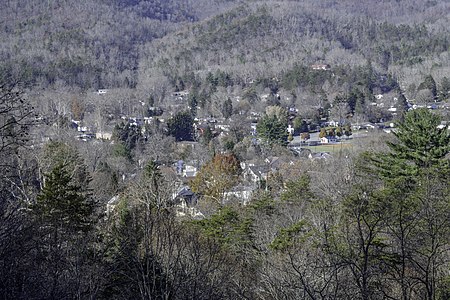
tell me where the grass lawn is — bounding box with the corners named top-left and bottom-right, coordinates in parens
top-left (301, 143), bottom-right (352, 153)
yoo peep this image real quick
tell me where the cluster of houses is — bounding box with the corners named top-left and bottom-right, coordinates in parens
top-left (82, 85), bottom-right (444, 144)
top-left (107, 154), bottom-right (303, 219)
top-left (93, 85), bottom-right (450, 218)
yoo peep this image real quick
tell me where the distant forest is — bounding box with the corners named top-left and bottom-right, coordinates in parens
top-left (1, 0), bottom-right (448, 92)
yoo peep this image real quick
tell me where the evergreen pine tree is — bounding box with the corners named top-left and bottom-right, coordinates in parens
top-left (388, 108), bottom-right (449, 170)
top-left (365, 108), bottom-right (450, 299)
top-left (439, 76), bottom-right (450, 101)
top-left (396, 93), bottom-right (409, 118)
top-left (167, 111), bottom-right (194, 141)
top-left (30, 162), bottom-right (96, 299)
top-left (424, 75), bottom-right (437, 98)
top-left (222, 97), bottom-right (233, 119)
top-left (256, 114), bottom-right (288, 146)
top-left (34, 162), bottom-right (94, 232)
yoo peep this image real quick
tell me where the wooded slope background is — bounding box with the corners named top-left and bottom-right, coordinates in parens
top-left (1, 0), bottom-right (448, 92)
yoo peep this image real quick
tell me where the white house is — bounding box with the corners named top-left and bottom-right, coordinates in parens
top-left (242, 164), bottom-right (269, 184)
top-left (172, 186), bottom-right (204, 219)
top-left (183, 165), bottom-right (198, 178)
top-left (309, 152), bottom-right (332, 161)
top-left (321, 136), bottom-right (337, 144)
top-left (96, 132), bottom-right (112, 140)
top-left (328, 120), bottom-right (339, 127)
top-left (388, 107), bottom-right (397, 112)
top-left (106, 195), bottom-right (120, 215)
top-left (224, 185), bottom-right (253, 205)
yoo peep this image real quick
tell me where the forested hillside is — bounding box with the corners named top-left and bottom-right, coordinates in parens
top-left (1, 0), bottom-right (448, 91)
top-left (0, 0), bottom-right (239, 88)
top-left (1, 0), bottom-right (450, 299)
